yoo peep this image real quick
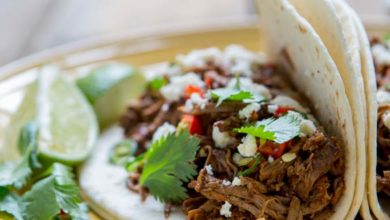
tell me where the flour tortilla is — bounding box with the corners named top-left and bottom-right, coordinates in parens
top-left (257, 0), bottom-right (357, 219)
top-left (285, 0), bottom-right (367, 218)
top-left (346, 4), bottom-right (388, 220)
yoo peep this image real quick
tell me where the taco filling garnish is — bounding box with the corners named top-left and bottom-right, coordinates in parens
top-left (117, 45), bottom-right (345, 219)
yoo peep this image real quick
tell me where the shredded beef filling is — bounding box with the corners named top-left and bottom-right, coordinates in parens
top-left (120, 60), bottom-right (345, 219)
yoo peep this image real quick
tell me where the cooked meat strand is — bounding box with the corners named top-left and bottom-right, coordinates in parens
top-left (287, 135), bottom-right (343, 200)
top-left (204, 146), bottom-right (238, 179)
top-left (287, 197), bottom-right (303, 220)
top-left (191, 169), bottom-right (289, 219)
top-left (377, 171), bottom-right (390, 196)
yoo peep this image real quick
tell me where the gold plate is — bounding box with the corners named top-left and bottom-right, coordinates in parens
top-left (0, 16), bottom-right (388, 220)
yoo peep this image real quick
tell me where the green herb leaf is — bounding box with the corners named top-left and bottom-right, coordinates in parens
top-left (210, 88), bottom-right (253, 106)
top-left (140, 130), bottom-right (200, 203)
top-left (22, 163), bottom-right (88, 220)
top-left (234, 113), bottom-right (301, 144)
top-left (126, 153), bottom-right (145, 172)
top-left (0, 122), bottom-right (40, 189)
top-left (0, 187), bottom-right (24, 220)
top-left (149, 77), bottom-right (167, 91)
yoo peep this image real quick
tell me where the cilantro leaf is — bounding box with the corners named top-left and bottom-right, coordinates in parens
top-left (0, 187), bottom-right (24, 220)
top-left (149, 77), bottom-right (167, 91)
top-left (0, 122), bottom-right (40, 189)
top-left (234, 113), bottom-right (301, 144)
top-left (22, 163), bottom-right (88, 220)
top-left (140, 130), bottom-right (200, 203)
top-left (210, 88), bottom-right (253, 106)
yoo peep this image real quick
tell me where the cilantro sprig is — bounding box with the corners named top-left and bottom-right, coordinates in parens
top-left (22, 163), bottom-right (88, 220)
top-left (0, 187), bottom-right (24, 220)
top-left (234, 113), bottom-right (301, 144)
top-left (129, 130), bottom-right (200, 203)
top-left (0, 122), bottom-right (88, 220)
top-left (149, 77), bottom-right (167, 91)
top-left (209, 76), bottom-right (253, 106)
top-left (0, 122), bottom-right (41, 189)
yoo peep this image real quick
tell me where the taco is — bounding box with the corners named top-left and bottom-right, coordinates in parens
top-left (362, 30), bottom-right (390, 220)
top-left (80, 1), bottom-right (358, 219)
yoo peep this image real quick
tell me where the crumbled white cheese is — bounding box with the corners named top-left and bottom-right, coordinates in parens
top-left (237, 135), bottom-right (258, 157)
top-left (300, 119), bottom-right (316, 136)
top-left (383, 112), bottom-right (390, 129)
top-left (377, 90), bottom-right (390, 105)
top-left (268, 156), bottom-right (274, 163)
top-left (161, 103), bottom-right (169, 112)
top-left (220, 201), bottom-right (232, 218)
top-left (176, 47), bottom-right (223, 68)
top-left (185, 93), bottom-right (208, 111)
top-left (144, 63), bottom-right (181, 81)
top-left (230, 60), bottom-right (253, 76)
top-left (232, 177), bottom-right (241, 186)
top-left (270, 95), bottom-right (306, 113)
top-left (222, 179), bottom-right (231, 186)
top-left (223, 45), bottom-right (266, 76)
top-left (205, 164), bottom-right (214, 175)
top-left (212, 122), bottom-right (235, 148)
top-left (224, 45), bottom-right (266, 63)
top-left (152, 122), bottom-right (176, 142)
top-left (267, 104), bottom-right (278, 114)
top-left (239, 103), bottom-right (261, 119)
top-left (281, 152), bottom-right (297, 162)
top-left (227, 77), bottom-right (272, 100)
top-left (372, 44), bottom-right (390, 66)
top-left (160, 72), bottom-right (205, 101)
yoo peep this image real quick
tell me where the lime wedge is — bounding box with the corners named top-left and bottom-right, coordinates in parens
top-left (77, 63), bottom-right (146, 128)
top-left (3, 67), bottom-right (98, 164)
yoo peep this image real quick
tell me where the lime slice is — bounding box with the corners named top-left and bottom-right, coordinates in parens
top-left (77, 63), bottom-right (146, 128)
top-left (3, 67), bottom-right (98, 164)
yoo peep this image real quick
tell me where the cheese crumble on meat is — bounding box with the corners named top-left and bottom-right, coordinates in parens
top-left (212, 122), bottom-right (235, 148)
top-left (232, 177), bottom-right (241, 186)
top-left (185, 93), bottom-right (208, 111)
top-left (220, 201), bottom-right (232, 218)
top-left (227, 77), bottom-right (272, 100)
top-left (237, 135), bottom-right (257, 157)
top-left (176, 47), bottom-right (223, 68)
top-left (160, 73), bottom-right (205, 101)
top-left (239, 103), bottom-right (261, 119)
top-left (205, 165), bottom-right (214, 175)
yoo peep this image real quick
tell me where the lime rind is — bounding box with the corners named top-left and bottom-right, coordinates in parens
top-left (37, 69), bottom-right (98, 164)
top-left (77, 63), bottom-right (146, 128)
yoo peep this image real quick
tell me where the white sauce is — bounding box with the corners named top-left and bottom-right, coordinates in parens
top-left (79, 127), bottom-right (184, 220)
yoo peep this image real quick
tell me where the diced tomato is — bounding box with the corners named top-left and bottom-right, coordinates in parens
top-left (184, 85), bottom-right (204, 99)
top-left (275, 106), bottom-right (294, 117)
top-left (204, 76), bottom-right (213, 88)
top-left (259, 141), bottom-right (289, 159)
top-left (181, 115), bottom-right (203, 135)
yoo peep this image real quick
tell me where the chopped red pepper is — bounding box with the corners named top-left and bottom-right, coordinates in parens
top-left (259, 141), bottom-right (289, 159)
top-left (184, 85), bottom-right (204, 99)
top-left (204, 76), bottom-right (213, 88)
top-left (275, 106), bottom-right (294, 117)
top-left (181, 115), bottom-right (203, 135)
